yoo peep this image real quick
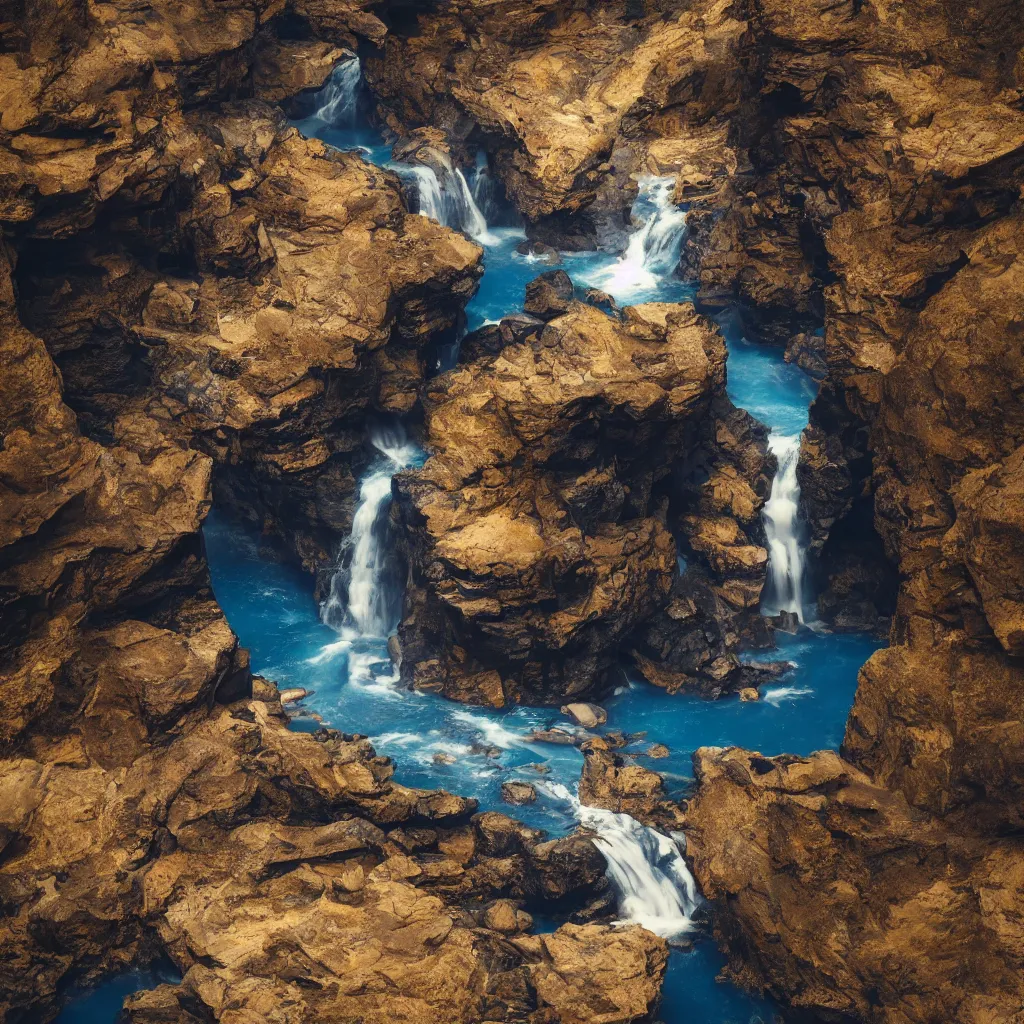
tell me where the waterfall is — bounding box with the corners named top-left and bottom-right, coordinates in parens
top-left (762, 434), bottom-right (807, 622)
top-left (587, 175), bottom-right (688, 298)
top-left (391, 161), bottom-right (497, 244)
top-left (311, 56), bottom-right (361, 127)
top-left (541, 784), bottom-right (700, 939)
top-left (320, 423), bottom-right (420, 637)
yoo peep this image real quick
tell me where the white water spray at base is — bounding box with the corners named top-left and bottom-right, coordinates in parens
top-left (586, 175), bottom-right (688, 299)
top-left (542, 784), bottom-right (700, 939)
top-left (762, 434), bottom-right (807, 622)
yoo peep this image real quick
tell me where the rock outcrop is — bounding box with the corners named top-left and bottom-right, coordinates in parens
top-left (676, 3), bottom-right (1024, 1019)
top-left (394, 297), bottom-right (768, 705)
top-left (686, 747), bottom-right (1024, 1023)
top-left (363, 0), bottom-right (749, 246)
top-left (0, 7), bottom-right (670, 1024)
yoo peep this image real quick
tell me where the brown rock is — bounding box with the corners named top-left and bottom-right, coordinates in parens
top-left (561, 703), bottom-right (608, 729)
top-left (394, 302), bottom-right (735, 705)
top-left (500, 781), bottom-right (538, 806)
top-left (523, 270), bottom-right (575, 320)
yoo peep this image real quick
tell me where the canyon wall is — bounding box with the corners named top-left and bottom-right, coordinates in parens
top-left (3, 1), bottom-right (1024, 1022)
top-left (0, 5), bottom-right (658, 1022)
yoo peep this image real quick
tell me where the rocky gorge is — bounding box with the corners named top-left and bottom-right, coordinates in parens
top-left (2, 2), bottom-right (1023, 1024)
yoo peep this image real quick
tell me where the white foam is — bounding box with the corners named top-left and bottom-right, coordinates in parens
top-left (539, 783), bottom-right (700, 939)
top-left (582, 176), bottom-right (687, 301)
top-left (372, 731), bottom-right (421, 747)
top-left (305, 638), bottom-right (352, 665)
top-left (451, 710), bottom-right (529, 750)
top-left (762, 685), bottom-right (814, 707)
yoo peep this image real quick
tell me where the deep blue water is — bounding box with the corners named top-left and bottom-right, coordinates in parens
top-left (54, 965), bottom-right (180, 1024)
top-left (61, 92), bottom-right (881, 1024)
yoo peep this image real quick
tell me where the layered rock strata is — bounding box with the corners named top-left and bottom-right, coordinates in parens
top-left (0, 7), bottom-right (669, 1024)
top-left (394, 298), bottom-right (770, 705)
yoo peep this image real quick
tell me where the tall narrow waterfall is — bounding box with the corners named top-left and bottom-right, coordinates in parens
top-left (542, 784), bottom-right (700, 938)
top-left (311, 56), bottom-right (361, 127)
top-left (588, 175), bottom-right (688, 297)
top-left (762, 434), bottom-right (807, 622)
top-left (321, 423), bottom-right (420, 637)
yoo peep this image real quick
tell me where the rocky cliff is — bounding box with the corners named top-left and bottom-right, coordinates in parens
top-left (675, 2), bottom-right (1024, 1021)
top-left (0, 5), bottom-right (663, 1022)
top-left (394, 297), bottom-right (771, 705)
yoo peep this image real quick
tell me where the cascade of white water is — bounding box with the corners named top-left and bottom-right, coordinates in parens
top-left (588, 175), bottom-right (688, 297)
top-left (541, 784), bottom-right (700, 938)
top-left (312, 56), bottom-right (361, 127)
top-left (392, 161), bottom-right (496, 243)
top-left (762, 433), bottom-right (807, 622)
top-left (320, 423), bottom-right (420, 637)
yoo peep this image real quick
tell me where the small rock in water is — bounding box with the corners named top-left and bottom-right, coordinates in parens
top-left (647, 743), bottom-right (670, 758)
top-left (279, 687), bottom-right (309, 704)
top-left (524, 269), bottom-right (574, 320)
top-left (524, 762), bottom-right (551, 774)
top-left (526, 727), bottom-right (579, 746)
top-left (739, 687), bottom-right (760, 702)
top-left (470, 742), bottom-right (503, 759)
top-left (387, 634), bottom-right (402, 666)
top-left (560, 702), bottom-right (608, 729)
top-left (515, 240), bottom-right (560, 264)
top-left (771, 610), bottom-right (802, 634)
top-left (432, 752), bottom-right (457, 765)
top-left (500, 781), bottom-right (537, 805)
top-left (583, 287), bottom-right (619, 315)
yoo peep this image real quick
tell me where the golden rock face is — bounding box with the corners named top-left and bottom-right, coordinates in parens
top-left (3, 0), bottom-right (1024, 1022)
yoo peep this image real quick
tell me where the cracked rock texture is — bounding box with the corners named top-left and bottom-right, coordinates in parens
top-left (394, 299), bottom-right (770, 706)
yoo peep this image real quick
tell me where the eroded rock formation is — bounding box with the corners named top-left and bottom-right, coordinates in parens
top-left (677, 2), bottom-right (1024, 1020)
top-left (394, 297), bottom-right (770, 705)
top-left (0, 6), bottom-right (668, 1024)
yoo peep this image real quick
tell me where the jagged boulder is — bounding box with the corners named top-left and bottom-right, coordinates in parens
top-left (394, 300), bottom-right (733, 705)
